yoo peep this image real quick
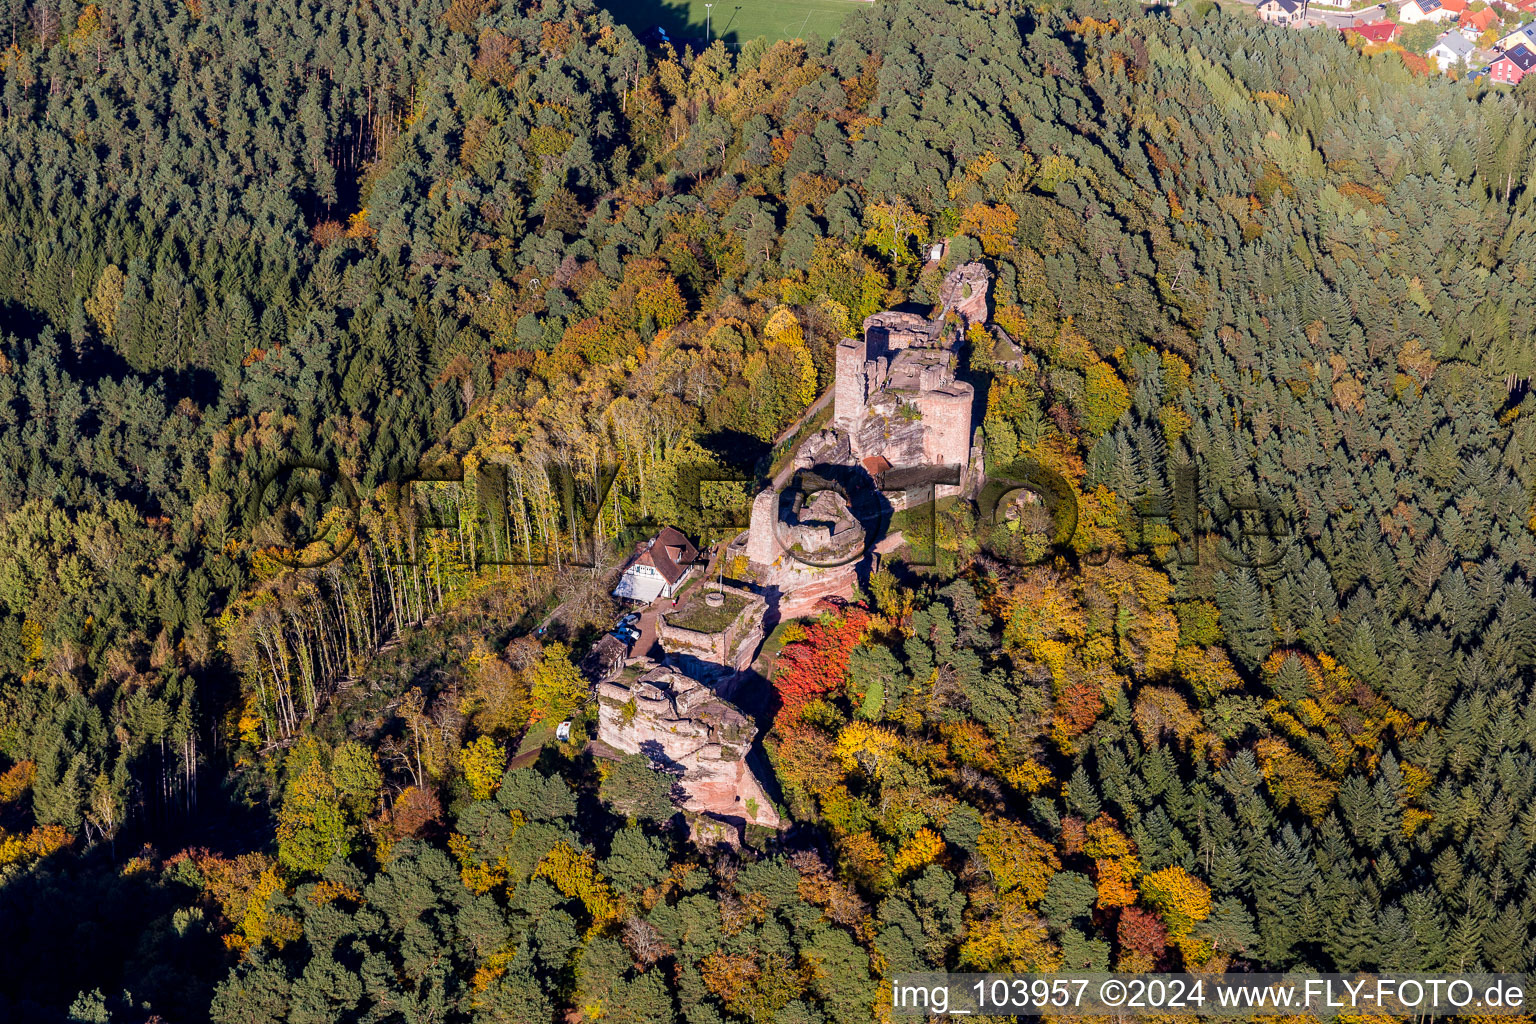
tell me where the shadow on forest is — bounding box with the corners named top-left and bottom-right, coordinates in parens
top-left (0, 847), bottom-right (226, 1024)
top-left (603, 0), bottom-right (748, 50)
top-left (697, 428), bottom-right (770, 472)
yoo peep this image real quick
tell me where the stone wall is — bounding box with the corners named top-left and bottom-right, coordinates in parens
top-left (919, 384), bottom-right (975, 469)
top-left (738, 262), bottom-right (992, 619)
top-left (656, 584), bottom-right (767, 675)
top-left (937, 262), bottom-right (990, 325)
top-left (745, 488), bottom-right (778, 565)
top-left (833, 337), bottom-right (867, 428)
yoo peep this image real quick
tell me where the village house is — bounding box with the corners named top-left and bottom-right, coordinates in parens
top-left (612, 526), bottom-right (699, 603)
top-left (1460, 7), bottom-right (1498, 36)
top-left (1346, 19), bottom-right (1403, 42)
top-left (1429, 29), bottom-right (1476, 66)
top-left (1400, 0), bottom-right (1459, 23)
top-left (1258, 0), bottom-right (1306, 23)
top-left (1496, 20), bottom-right (1536, 48)
top-left (1490, 40), bottom-right (1536, 78)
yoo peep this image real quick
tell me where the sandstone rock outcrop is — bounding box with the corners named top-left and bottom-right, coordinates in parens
top-left (656, 583), bottom-right (767, 686)
top-left (596, 662), bottom-right (780, 829)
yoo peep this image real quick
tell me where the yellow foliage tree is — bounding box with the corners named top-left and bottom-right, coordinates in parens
top-left (0, 824), bottom-right (69, 867)
top-left (1139, 866), bottom-right (1212, 937)
top-left (891, 827), bottom-right (945, 879)
top-left (763, 306), bottom-right (805, 346)
top-left (240, 866), bottom-right (303, 950)
top-left (535, 841), bottom-right (619, 931)
top-left (960, 891), bottom-right (1062, 971)
top-left (1254, 737), bottom-right (1338, 823)
top-left (460, 735), bottom-right (506, 801)
top-left (864, 197), bottom-right (929, 263)
top-left (528, 642), bottom-right (587, 724)
top-left (835, 721), bottom-right (904, 780)
top-left (1084, 814), bottom-right (1141, 908)
top-left (977, 817), bottom-right (1059, 905)
top-left (1083, 360), bottom-right (1131, 437)
top-left (835, 830), bottom-right (888, 889)
top-left (85, 264), bottom-right (126, 337)
top-left (959, 202), bottom-right (1020, 256)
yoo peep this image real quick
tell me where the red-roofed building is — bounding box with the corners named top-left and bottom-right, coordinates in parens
top-left (1461, 6), bottom-right (1498, 32)
top-left (613, 526), bottom-right (699, 602)
top-left (1346, 19), bottom-right (1402, 42)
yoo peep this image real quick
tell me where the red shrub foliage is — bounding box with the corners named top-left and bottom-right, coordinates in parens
top-left (772, 606), bottom-right (870, 723)
top-left (1059, 815), bottom-right (1087, 856)
top-left (1118, 905), bottom-right (1169, 959)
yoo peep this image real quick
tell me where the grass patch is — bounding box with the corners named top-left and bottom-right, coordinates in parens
top-left (603, 0), bottom-right (867, 48)
top-left (665, 591), bottom-right (750, 634)
top-left (756, 620), bottom-right (792, 665)
top-left (512, 720), bottom-right (554, 763)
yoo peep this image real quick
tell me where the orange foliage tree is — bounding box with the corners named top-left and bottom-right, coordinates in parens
top-left (771, 605), bottom-right (870, 723)
top-left (1084, 815), bottom-right (1140, 908)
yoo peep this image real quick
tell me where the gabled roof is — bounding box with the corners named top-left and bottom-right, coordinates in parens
top-left (1434, 30), bottom-right (1476, 54)
top-left (1410, 0), bottom-right (1445, 13)
top-left (1462, 8), bottom-right (1497, 31)
top-left (1265, 0), bottom-right (1303, 11)
top-left (627, 526), bottom-right (698, 586)
top-left (1439, 0), bottom-right (1467, 14)
top-left (1498, 41), bottom-right (1536, 66)
top-left (1348, 19), bottom-right (1402, 41)
top-left (1499, 19), bottom-right (1536, 41)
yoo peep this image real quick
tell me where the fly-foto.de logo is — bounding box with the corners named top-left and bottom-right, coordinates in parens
top-left (247, 456), bottom-right (1295, 574)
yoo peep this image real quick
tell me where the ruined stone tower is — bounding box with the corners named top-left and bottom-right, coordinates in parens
top-left (740, 262), bottom-right (992, 581)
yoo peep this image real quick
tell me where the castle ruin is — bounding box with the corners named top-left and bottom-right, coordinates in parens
top-left (591, 580), bottom-right (780, 840)
top-left (832, 261), bottom-right (986, 479)
top-left (739, 262), bottom-right (991, 608)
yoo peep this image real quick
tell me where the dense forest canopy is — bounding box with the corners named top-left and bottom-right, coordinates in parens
top-left (3, 0), bottom-right (1536, 1019)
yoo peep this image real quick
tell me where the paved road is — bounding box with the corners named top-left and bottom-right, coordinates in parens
top-left (1312, 5), bottom-right (1389, 28)
top-left (634, 606), bottom-right (661, 660)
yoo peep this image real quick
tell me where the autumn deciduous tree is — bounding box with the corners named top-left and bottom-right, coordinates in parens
top-left (961, 891), bottom-right (1062, 972)
top-left (977, 817), bottom-right (1059, 905)
top-left (1117, 906), bottom-right (1169, 965)
top-left (1084, 815), bottom-right (1140, 909)
top-left (772, 607), bottom-right (870, 723)
top-left (864, 197), bottom-right (928, 263)
top-left (460, 736), bottom-right (505, 801)
top-left (835, 721), bottom-right (903, 780)
top-left (528, 642), bottom-right (587, 724)
top-left (1138, 866), bottom-right (1211, 937)
top-left (959, 202), bottom-right (1019, 256)
top-left (85, 264), bottom-right (126, 337)
top-left (1082, 360), bottom-right (1131, 437)
top-left (891, 827), bottom-right (945, 879)
top-left (535, 841), bottom-right (619, 931)
top-left (700, 951), bottom-right (803, 1022)
top-left (276, 741), bottom-right (381, 874)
